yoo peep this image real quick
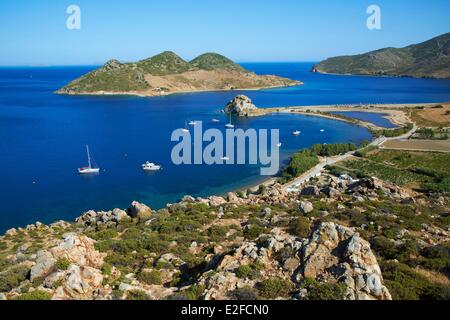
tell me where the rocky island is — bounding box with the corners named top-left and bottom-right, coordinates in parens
top-left (224, 95), bottom-right (258, 117)
top-left (56, 52), bottom-right (302, 97)
top-left (314, 32), bottom-right (450, 79)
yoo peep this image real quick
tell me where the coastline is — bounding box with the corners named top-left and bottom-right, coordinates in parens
top-left (55, 82), bottom-right (303, 98)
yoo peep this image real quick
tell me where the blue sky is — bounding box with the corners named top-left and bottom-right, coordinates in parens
top-left (0, 0), bottom-right (449, 65)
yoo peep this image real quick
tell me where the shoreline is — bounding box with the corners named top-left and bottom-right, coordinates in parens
top-left (55, 82), bottom-right (303, 98)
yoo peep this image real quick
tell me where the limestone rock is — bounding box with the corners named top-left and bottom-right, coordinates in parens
top-left (300, 201), bottom-right (314, 214)
top-left (224, 95), bottom-right (257, 117)
top-left (30, 250), bottom-right (56, 281)
top-left (126, 201), bottom-right (152, 221)
top-left (301, 222), bottom-right (391, 300)
top-left (50, 234), bottom-right (105, 269)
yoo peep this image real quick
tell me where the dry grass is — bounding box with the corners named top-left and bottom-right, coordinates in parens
top-left (415, 268), bottom-right (450, 286)
top-left (409, 104), bottom-right (450, 127)
top-left (381, 139), bottom-right (450, 153)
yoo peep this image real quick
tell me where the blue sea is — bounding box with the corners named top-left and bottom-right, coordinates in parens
top-left (330, 111), bottom-right (398, 128)
top-left (0, 62), bottom-right (449, 232)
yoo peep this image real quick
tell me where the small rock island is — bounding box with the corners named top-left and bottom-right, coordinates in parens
top-left (224, 95), bottom-right (258, 117)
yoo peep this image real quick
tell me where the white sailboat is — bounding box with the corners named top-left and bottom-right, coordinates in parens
top-left (292, 130), bottom-right (301, 136)
top-left (78, 145), bottom-right (100, 174)
top-left (225, 113), bottom-right (234, 128)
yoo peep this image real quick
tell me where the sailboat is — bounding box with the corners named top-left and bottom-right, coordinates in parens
top-left (292, 130), bottom-right (301, 136)
top-left (225, 113), bottom-right (234, 128)
top-left (78, 145), bottom-right (100, 174)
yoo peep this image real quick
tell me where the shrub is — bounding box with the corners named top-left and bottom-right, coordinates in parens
top-left (244, 225), bottom-right (267, 240)
top-left (15, 290), bottom-right (52, 300)
top-left (381, 262), bottom-right (450, 300)
top-left (310, 143), bottom-right (357, 156)
top-left (235, 264), bottom-right (260, 280)
top-left (301, 278), bottom-right (346, 300)
top-left (256, 277), bottom-right (292, 299)
top-left (288, 217), bottom-right (311, 238)
top-left (208, 225), bottom-right (228, 242)
top-left (279, 150), bottom-right (319, 183)
top-left (127, 289), bottom-right (150, 300)
top-left (55, 258), bottom-right (71, 271)
top-left (0, 241), bottom-right (7, 251)
top-left (175, 285), bottom-right (206, 300)
top-left (87, 229), bottom-right (118, 241)
top-left (228, 287), bottom-right (259, 300)
top-left (0, 265), bottom-right (29, 292)
top-left (137, 270), bottom-right (162, 285)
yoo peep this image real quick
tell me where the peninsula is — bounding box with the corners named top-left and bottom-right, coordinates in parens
top-left (56, 52), bottom-right (302, 97)
top-left (313, 32), bottom-right (450, 79)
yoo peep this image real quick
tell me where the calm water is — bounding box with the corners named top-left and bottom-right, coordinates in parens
top-left (330, 111), bottom-right (398, 128)
top-left (0, 62), bottom-right (449, 232)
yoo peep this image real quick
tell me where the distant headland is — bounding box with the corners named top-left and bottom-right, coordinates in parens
top-left (313, 32), bottom-right (450, 79)
top-left (56, 52), bottom-right (302, 97)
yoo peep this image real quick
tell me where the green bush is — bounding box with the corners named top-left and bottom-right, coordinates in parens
top-left (0, 265), bottom-right (29, 292)
top-left (170, 285), bottom-right (206, 300)
top-left (279, 149), bottom-right (319, 183)
top-left (235, 264), bottom-right (260, 280)
top-left (87, 229), bottom-right (118, 241)
top-left (15, 290), bottom-right (52, 300)
top-left (55, 258), bottom-right (71, 271)
top-left (381, 262), bottom-right (450, 300)
top-left (243, 225), bottom-right (267, 240)
top-left (228, 287), bottom-right (259, 300)
top-left (137, 270), bottom-right (162, 285)
top-left (127, 289), bottom-right (150, 300)
top-left (0, 241), bottom-right (7, 251)
top-left (256, 277), bottom-right (292, 299)
top-left (288, 217), bottom-right (311, 238)
top-left (301, 278), bottom-right (346, 300)
top-left (310, 143), bottom-right (357, 156)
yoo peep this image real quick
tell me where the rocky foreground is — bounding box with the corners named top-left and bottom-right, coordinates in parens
top-left (0, 171), bottom-right (448, 300)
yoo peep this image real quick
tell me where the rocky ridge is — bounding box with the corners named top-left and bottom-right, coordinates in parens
top-left (0, 171), bottom-right (448, 300)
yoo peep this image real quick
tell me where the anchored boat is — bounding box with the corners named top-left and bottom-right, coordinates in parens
top-left (78, 145), bottom-right (100, 174)
top-left (142, 161), bottom-right (161, 171)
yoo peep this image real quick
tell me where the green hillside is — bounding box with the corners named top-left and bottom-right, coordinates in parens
top-left (314, 33), bottom-right (450, 78)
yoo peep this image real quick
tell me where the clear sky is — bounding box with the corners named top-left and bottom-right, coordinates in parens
top-left (0, 0), bottom-right (449, 65)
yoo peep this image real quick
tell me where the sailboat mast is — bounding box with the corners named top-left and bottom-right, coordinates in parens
top-left (86, 145), bottom-right (91, 168)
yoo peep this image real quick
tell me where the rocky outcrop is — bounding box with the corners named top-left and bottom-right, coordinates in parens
top-left (126, 201), bottom-right (152, 221)
top-left (224, 95), bottom-right (257, 117)
top-left (76, 208), bottom-right (128, 227)
top-left (27, 234), bottom-right (108, 300)
top-left (301, 222), bottom-right (391, 300)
